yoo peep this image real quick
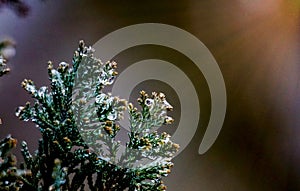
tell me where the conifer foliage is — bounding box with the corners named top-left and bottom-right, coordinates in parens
top-left (0, 41), bottom-right (179, 190)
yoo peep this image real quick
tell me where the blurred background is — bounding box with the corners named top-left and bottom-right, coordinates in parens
top-left (0, 0), bottom-right (299, 190)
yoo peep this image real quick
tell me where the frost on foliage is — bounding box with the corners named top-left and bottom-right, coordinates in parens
top-left (0, 39), bottom-right (17, 77)
top-left (72, 47), bottom-right (179, 171)
top-left (0, 135), bottom-right (31, 191)
top-left (12, 41), bottom-right (179, 190)
top-left (105, 90), bottom-right (180, 170)
top-left (0, 55), bottom-right (10, 77)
